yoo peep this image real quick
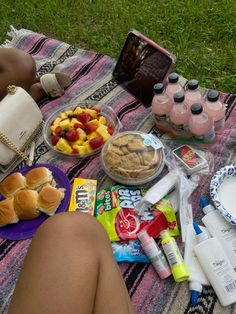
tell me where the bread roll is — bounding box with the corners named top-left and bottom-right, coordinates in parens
top-left (0, 198), bottom-right (19, 226)
top-left (0, 172), bottom-right (26, 198)
top-left (26, 167), bottom-right (55, 190)
top-left (38, 185), bottom-right (65, 216)
top-left (14, 189), bottom-right (40, 220)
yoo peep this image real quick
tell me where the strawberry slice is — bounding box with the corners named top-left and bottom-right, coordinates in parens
top-left (72, 148), bottom-right (79, 154)
top-left (74, 122), bottom-right (83, 129)
top-left (89, 136), bottom-right (104, 149)
top-left (77, 113), bottom-right (90, 124)
top-left (107, 126), bottom-right (114, 135)
top-left (66, 130), bottom-right (79, 142)
top-left (93, 108), bottom-right (101, 114)
top-left (55, 126), bottom-right (62, 135)
top-left (85, 122), bottom-right (98, 134)
top-left (51, 135), bottom-right (60, 146)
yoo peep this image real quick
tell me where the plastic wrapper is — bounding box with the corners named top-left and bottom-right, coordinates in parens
top-left (95, 185), bottom-right (179, 242)
top-left (112, 240), bottom-right (149, 263)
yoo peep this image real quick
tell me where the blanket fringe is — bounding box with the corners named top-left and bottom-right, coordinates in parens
top-left (1, 25), bottom-right (31, 48)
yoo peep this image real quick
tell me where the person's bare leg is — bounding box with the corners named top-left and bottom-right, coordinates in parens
top-left (8, 212), bottom-right (134, 314)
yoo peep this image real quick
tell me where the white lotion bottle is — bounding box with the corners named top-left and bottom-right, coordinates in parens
top-left (200, 197), bottom-right (236, 269)
top-left (193, 222), bottom-right (236, 307)
top-left (184, 224), bottom-right (210, 305)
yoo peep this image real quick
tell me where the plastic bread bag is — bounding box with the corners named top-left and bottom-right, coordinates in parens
top-left (95, 185), bottom-right (179, 242)
top-left (162, 140), bottom-right (214, 176)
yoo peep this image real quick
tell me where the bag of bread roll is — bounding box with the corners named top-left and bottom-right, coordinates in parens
top-left (0, 86), bottom-right (43, 172)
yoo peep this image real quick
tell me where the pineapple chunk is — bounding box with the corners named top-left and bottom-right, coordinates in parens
top-left (59, 112), bottom-right (67, 119)
top-left (73, 145), bottom-right (88, 156)
top-left (59, 119), bottom-right (71, 130)
top-left (96, 124), bottom-right (109, 136)
top-left (77, 128), bottom-right (87, 141)
top-left (65, 110), bottom-right (73, 116)
top-left (70, 118), bottom-right (79, 128)
top-left (99, 116), bottom-right (106, 125)
top-left (101, 131), bottom-right (111, 142)
top-left (87, 119), bottom-right (99, 126)
top-left (73, 106), bottom-right (84, 114)
top-left (87, 131), bottom-right (99, 140)
top-left (72, 139), bottom-right (84, 148)
top-left (50, 124), bottom-right (60, 133)
top-left (56, 138), bottom-right (73, 154)
top-left (84, 108), bottom-right (98, 118)
top-left (54, 117), bottom-right (62, 125)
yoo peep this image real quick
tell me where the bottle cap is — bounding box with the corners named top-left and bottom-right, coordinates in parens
top-left (187, 79), bottom-right (199, 90)
top-left (193, 222), bottom-right (209, 242)
top-left (168, 72), bottom-right (179, 83)
top-left (191, 103), bottom-right (203, 114)
top-left (153, 83), bottom-right (164, 94)
top-left (200, 197), bottom-right (215, 215)
top-left (137, 229), bottom-right (151, 245)
top-left (191, 291), bottom-right (199, 306)
top-left (174, 91), bottom-right (185, 103)
top-left (207, 89), bottom-right (219, 102)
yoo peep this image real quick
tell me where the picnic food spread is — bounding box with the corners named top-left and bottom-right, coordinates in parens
top-left (0, 33), bottom-right (235, 310)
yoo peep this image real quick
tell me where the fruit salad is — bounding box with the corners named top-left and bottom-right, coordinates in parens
top-left (49, 106), bottom-right (114, 156)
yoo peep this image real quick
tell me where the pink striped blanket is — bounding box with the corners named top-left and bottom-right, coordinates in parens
top-left (0, 27), bottom-right (236, 314)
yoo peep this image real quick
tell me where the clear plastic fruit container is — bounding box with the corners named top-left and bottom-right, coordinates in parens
top-left (101, 131), bottom-right (165, 185)
top-left (43, 101), bottom-right (121, 158)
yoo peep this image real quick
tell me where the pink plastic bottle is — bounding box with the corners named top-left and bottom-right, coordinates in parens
top-left (185, 80), bottom-right (203, 108)
top-left (188, 103), bottom-right (215, 142)
top-left (138, 229), bottom-right (171, 279)
top-left (151, 83), bottom-right (173, 122)
top-left (165, 73), bottom-right (184, 100)
top-left (169, 92), bottom-right (190, 133)
top-left (204, 89), bottom-right (225, 131)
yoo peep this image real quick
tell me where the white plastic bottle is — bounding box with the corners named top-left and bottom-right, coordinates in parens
top-left (193, 222), bottom-right (236, 307)
top-left (184, 224), bottom-right (210, 305)
top-left (165, 73), bottom-right (184, 100)
top-left (138, 229), bottom-right (171, 279)
top-left (204, 89), bottom-right (225, 131)
top-left (200, 197), bottom-right (236, 269)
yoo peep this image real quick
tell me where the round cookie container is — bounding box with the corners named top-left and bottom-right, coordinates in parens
top-left (101, 131), bottom-right (165, 185)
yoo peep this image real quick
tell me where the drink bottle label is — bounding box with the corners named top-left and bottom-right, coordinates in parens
top-left (214, 117), bottom-right (225, 130)
top-left (171, 122), bottom-right (187, 133)
top-left (154, 113), bottom-right (168, 122)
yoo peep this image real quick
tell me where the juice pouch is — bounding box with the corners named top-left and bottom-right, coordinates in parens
top-left (95, 185), bottom-right (179, 241)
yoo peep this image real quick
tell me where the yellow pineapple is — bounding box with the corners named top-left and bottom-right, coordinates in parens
top-left (59, 119), bottom-right (71, 130)
top-left (77, 128), bottom-right (87, 141)
top-left (56, 138), bottom-right (73, 154)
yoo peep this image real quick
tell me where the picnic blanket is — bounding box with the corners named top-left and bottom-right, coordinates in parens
top-left (0, 26), bottom-right (236, 314)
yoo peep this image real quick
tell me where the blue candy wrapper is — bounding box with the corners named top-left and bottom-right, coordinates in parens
top-left (112, 240), bottom-right (150, 263)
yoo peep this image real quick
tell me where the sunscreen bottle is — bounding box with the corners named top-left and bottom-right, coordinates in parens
top-left (193, 222), bottom-right (236, 307)
top-left (200, 197), bottom-right (236, 269)
top-left (138, 229), bottom-right (171, 279)
top-left (184, 224), bottom-right (210, 305)
top-left (160, 229), bottom-right (189, 282)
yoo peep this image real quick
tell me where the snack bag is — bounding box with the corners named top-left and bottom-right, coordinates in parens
top-left (112, 240), bottom-right (149, 263)
top-left (95, 185), bottom-right (179, 241)
top-left (68, 178), bottom-right (97, 215)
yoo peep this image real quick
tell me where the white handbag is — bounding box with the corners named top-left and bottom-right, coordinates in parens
top-left (0, 86), bottom-right (43, 171)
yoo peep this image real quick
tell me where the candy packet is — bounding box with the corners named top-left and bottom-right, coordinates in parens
top-left (95, 185), bottom-right (179, 242)
top-left (112, 240), bottom-right (149, 263)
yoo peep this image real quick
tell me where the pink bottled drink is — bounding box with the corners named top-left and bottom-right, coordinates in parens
top-left (165, 73), bottom-right (184, 100)
top-left (204, 89), bottom-right (225, 130)
top-left (169, 92), bottom-right (190, 133)
top-left (188, 103), bottom-right (215, 142)
top-left (185, 80), bottom-right (203, 108)
top-left (151, 83), bottom-right (173, 122)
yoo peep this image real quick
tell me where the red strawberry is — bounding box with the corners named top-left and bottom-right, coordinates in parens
top-left (89, 136), bottom-right (104, 149)
top-left (74, 122), bottom-right (83, 129)
top-left (107, 126), bottom-right (114, 135)
top-left (66, 130), bottom-right (79, 142)
top-left (85, 122), bottom-right (98, 134)
top-left (51, 135), bottom-right (60, 146)
top-left (72, 148), bottom-right (79, 154)
top-left (55, 126), bottom-right (62, 135)
top-left (77, 113), bottom-right (90, 124)
top-left (93, 108), bottom-right (101, 114)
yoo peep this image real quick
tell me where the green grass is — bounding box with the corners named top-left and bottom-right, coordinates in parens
top-left (0, 0), bottom-right (235, 93)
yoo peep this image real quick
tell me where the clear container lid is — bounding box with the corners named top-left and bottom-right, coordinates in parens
top-left (101, 131), bottom-right (165, 186)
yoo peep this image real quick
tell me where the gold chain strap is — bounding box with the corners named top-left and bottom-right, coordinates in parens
top-left (0, 131), bottom-right (29, 161)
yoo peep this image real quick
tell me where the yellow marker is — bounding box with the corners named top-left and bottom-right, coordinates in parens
top-left (160, 229), bottom-right (189, 282)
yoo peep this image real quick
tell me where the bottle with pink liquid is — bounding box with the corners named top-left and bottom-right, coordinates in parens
top-left (204, 89), bottom-right (225, 131)
top-left (169, 92), bottom-right (190, 134)
top-left (185, 80), bottom-right (203, 108)
top-left (138, 229), bottom-right (171, 279)
top-left (165, 73), bottom-right (184, 100)
top-left (188, 103), bottom-right (215, 142)
top-left (151, 83), bottom-right (173, 122)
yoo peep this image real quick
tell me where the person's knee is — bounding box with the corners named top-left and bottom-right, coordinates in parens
top-left (36, 212), bottom-right (109, 245)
